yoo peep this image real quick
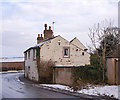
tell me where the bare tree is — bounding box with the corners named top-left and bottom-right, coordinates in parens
top-left (88, 20), bottom-right (119, 82)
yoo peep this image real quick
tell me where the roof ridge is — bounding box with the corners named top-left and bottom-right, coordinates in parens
top-left (70, 37), bottom-right (77, 43)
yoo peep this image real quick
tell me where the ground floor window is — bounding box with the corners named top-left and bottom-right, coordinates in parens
top-left (28, 51), bottom-right (30, 59)
top-left (33, 49), bottom-right (36, 60)
top-left (28, 66), bottom-right (30, 74)
top-left (25, 53), bottom-right (27, 60)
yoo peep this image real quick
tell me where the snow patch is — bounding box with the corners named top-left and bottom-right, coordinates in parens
top-left (16, 76), bottom-right (24, 85)
top-left (0, 70), bottom-right (24, 74)
top-left (78, 85), bottom-right (119, 99)
top-left (0, 70), bottom-right (18, 74)
top-left (38, 84), bottom-right (119, 99)
top-left (7, 71), bottom-right (18, 73)
top-left (40, 84), bottom-right (72, 91)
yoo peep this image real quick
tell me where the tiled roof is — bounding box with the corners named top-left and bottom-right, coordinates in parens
top-left (24, 36), bottom-right (57, 53)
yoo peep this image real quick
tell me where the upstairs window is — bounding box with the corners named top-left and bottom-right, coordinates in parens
top-left (28, 51), bottom-right (30, 59)
top-left (25, 53), bottom-right (27, 60)
top-left (33, 49), bottom-right (36, 60)
top-left (76, 48), bottom-right (78, 51)
top-left (82, 52), bottom-right (84, 56)
top-left (63, 47), bottom-right (70, 58)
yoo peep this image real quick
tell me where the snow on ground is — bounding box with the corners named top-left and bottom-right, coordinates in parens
top-left (40, 84), bottom-right (119, 99)
top-left (78, 85), bottom-right (119, 99)
top-left (40, 84), bottom-right (73, 91)
top-left (16, 76), bottom-right (25, 85)
top-left (0, 70), bottom-right (18, 74)
top-left (6, 71), bottom-right (19, 73)
top-left (0, 70), bottom-right (24, 74)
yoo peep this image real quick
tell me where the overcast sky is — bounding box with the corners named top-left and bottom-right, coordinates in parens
top-left (1, 0), bottom-right (118, 57)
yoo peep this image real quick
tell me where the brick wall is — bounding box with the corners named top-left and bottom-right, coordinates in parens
top-left (0, 62), bottom-right (24, 70)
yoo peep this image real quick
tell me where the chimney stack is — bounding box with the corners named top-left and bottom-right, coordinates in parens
top-left (37, 34), bottom-right (43, 44)
top-left (36, 24), bottom-right (54, 44)
top-left (44, 24), bottom-right (53, 39)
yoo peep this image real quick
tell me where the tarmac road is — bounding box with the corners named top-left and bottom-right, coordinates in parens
top-left (1, 72), bottom-right (83, 99)
top-left (1, 72), bottom-right (118, 100)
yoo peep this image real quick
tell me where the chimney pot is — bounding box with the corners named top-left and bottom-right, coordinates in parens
top-left (38, 34), bottom-right (40, 37)
top-left (49, 26), bottom-right (51, 30)
top-left (37, 34), bottom-right (43, 44)
top-left (44, 24), bottom-right (47, 30)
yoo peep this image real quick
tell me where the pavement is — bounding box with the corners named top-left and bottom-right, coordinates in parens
top-left (2, 72), bottom-right (119, 100)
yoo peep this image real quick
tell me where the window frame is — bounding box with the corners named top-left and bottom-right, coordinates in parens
top-left (25, 52), bottom-right (27, 60)
top-left (63, 47), bottom-right (70, 58)
top-left (28, 50), bottom-right (30, 59)
top-left (33, 48), bottom-right (36, 60)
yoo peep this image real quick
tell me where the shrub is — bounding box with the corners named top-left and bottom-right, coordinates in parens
top-left (1, 66), bottom-right (23, 72)
top-left (72, 53), bottom-right (105, 85)
top-left (37, 60), bottom-right (55, 83)
top-left (2, 67), bottom-right (8, 71)
top-left (16, 66), bottom-right (23, 70)
top-left (72, 65), bottom-right (103, 85)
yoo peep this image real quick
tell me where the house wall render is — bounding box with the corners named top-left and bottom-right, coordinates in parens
top-left (40, 36), bottom-right (90, 66)
top-left (24, 49), bottom-right (39, 82)
top-left (53, 67), bottom-right (74, 86)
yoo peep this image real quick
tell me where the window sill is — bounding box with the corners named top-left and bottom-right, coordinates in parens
top-left (63, 56), bottom-right (70, 58)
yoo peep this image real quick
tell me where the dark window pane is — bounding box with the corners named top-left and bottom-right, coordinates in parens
top-left (64, 48), bottom-right (68, 56)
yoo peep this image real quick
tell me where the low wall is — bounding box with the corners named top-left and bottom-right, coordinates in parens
top-left (107, 58), bottom-right (120, 85)
top-left (53, 66), bottom-right (74, 86)
top-left (106, 58), bottom-right (116, 84)
top-left (0, 62), bottom-right (24, 70)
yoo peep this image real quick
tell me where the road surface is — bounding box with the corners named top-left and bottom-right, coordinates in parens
top-left (2, 72), bottom-right (83, 99)
top-left (2, 72), bottom-right (118, 100)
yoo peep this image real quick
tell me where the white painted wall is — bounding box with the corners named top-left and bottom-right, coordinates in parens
top-left (24, 49), bottom-right (39, 81)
